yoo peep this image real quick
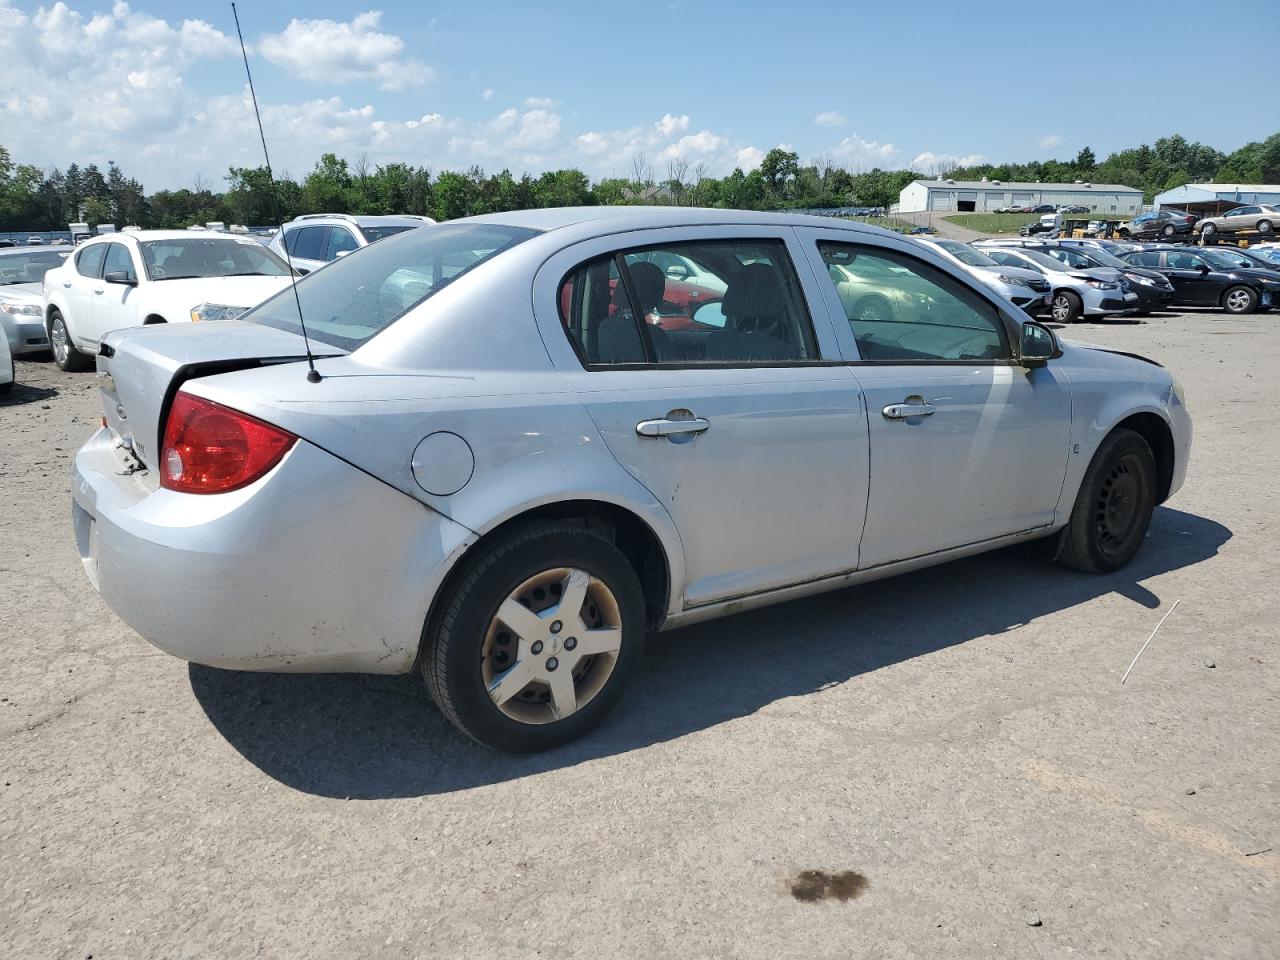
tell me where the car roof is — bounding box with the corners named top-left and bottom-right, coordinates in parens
top-left (0, 245), bottom-right (68, 257)
top-left (457, 205), bottom-right (901, 241)
top-left (83, 230), bottom-right (252, 244)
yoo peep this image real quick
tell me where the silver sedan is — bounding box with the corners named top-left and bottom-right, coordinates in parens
top-left (72, 208), bottom-right (1192, 751)
top-left (0, 246), bottom-right (64, 356)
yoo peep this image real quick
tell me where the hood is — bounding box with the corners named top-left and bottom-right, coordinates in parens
top-left (150, 274), bottom-right (295, 310)
top-left (0, 282), bottom-right (44, 304)
top-left (1067, 267), bottom-right (1124, 283)
top-left (972, 264), bottom-right (1045, 284)
top-left (1061, 337), bottom-right (1163, 368)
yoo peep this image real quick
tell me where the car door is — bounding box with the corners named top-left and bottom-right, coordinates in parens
top-left (94, 242), bottom-right (142, 341)
top-left (1163, 250), bottom-right (1219, 304)
top-left (534, 226), bottom-right (869, 609)
top-left (60, 242), bottom-right (107, 349)
top-left (1227, 206), bottom-right (1256, 232)
top-left (796, 230), bottom-right (1072, 568)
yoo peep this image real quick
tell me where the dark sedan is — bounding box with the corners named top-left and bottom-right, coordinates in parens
top-left (1118, 210), bottom-right (1198, 240)
top-left (1120, 247), bottom-right (1280, 314)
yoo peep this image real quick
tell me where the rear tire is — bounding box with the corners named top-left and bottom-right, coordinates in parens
top-left (1057, 428), bottom-right (1157, 573)
top-left (1200, 223), bottom-right (1216, 238)
top-left (1051, 290), bottom-right (1082, 324)
top-left (420, 522), bottom-right (646, 752)
top-left (1162, 224), bottom-right (1175, 237)
top-left (48, 309), bottom-right (92, 372)
top-left (1258, 220), bottom-right (1273, 234)
top-left (1221, 285), bottom-right (1258, 315)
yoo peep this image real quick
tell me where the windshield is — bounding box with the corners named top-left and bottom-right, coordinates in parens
top-left (1200, 249), bottom-right (1252, 270)
top-left (247, 222), bottom-right (538, 350)
top-left (140, 238), bottom-right (292, 281)
top-left (359, 224), bottom-right (419, 243)
top-left (0, 250), bottom-right (67, 285)
top-left (934, 240), bottom-right (996, 267)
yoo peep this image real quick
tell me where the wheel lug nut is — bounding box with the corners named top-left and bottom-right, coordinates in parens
top-left (564, 637), bottom-right (577, 651)
top-left (550, 620), bottom-right (562, 634)
top-left (531, 640), bottom-right (544, 655)
top-left (546, 656), bottom-right (559, 672)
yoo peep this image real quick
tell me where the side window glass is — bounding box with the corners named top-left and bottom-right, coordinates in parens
top-left (1131, 251), bottom-right (1160, 266)
top-left (326, 228), bottom-right (359, 260)
top-left (559, 239), bottom-right (817, 367)
top-left (288, 226), bottom-right (326, 261)
top-left (818, 241), bottom-right (1009, 363)
top-left (102, 243), bottom-right (137, 282)
top-left (1168, 252), bottom-right (1203, 269)
top-left (76, 244), bottom-right (108, 278)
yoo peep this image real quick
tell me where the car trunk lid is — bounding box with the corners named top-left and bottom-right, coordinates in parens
top-left (97, 321), bottom-right (343, 472)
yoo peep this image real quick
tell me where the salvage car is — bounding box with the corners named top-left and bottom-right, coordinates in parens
top-left (974, 242), bottom-right (1137, 322)
top-left (43, 230), bottom-right (298, 371)
top-left (915, 236), bottom-right (1051, 314)
top-left (1120, 246), bottom-right (1280, 314)
top-left (1030, 241), bottom-right (1175, 315)
top-left (1195, 203), bottom-right (1278, 238)
top-left (1118, 210), bottom-right (1197, 240)
top-left (73, 208), bottom-right (1192, 752)
top-left (0, 246), bottom-right (65, 355)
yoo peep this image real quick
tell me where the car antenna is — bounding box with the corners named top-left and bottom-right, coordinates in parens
top-left (230, 2), bottom-right (321, 383)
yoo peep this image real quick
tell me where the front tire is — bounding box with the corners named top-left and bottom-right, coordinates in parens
top-left (48, 309), bottom-right (92, 372)
top-left (1200, 222), bottom-right (1216, 238)
top-left (421, 522), bottom-right (646, 752)
top-left (1222, 285), bottom-right (1258, 315)
top-left (1058, 428), bottom-right (1157, 573)
top-left (1051, 290), bottom-right (1083, 323)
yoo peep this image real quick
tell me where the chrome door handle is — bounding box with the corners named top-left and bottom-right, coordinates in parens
top-left (636, 417), bottom-right (711, 438)
top-left (882, 401), bottom-right (936, 420)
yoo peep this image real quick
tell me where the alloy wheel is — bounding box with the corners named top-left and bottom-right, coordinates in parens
top-left (50, 317), bottom-right (68, 365)
top-left (481, 567), bottom-right (623, 724)
top-left (1051, 295), bottom-right (1070, 322)
top-left (1225, 288), bottom-right (1253, 313)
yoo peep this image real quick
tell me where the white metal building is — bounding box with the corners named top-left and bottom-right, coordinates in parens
top-left (895, 178), bottom-right (1143, 214)
top-left (1153, 183), bottom-right (1280, 216)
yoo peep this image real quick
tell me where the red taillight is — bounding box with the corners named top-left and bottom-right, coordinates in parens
top-left (160, 392), bottom-right (296, 494)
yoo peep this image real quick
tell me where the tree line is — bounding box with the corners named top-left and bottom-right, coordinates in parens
top-left (2, 132), bottom-right (1277, 232)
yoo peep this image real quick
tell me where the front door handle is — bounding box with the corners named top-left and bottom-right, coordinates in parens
top-left (882, 399), bottom-right (937, 420)
top-left (93, 288), bottom-right (104, 295)
top-left (636, 416), bottom-right (711, 438)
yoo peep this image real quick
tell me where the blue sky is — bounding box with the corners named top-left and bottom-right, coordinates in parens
top-left (1, 0), bottom-right (1277, 189)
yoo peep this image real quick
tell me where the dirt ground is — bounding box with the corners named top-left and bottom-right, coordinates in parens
top-left (2, 307), bottom-right (1276, 959)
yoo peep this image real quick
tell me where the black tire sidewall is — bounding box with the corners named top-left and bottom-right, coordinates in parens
top-left (1065, 430), bottom-right (1157, 572)
top-left (426, 526), bottom-right (646, 752)
top-left (1053, 291), bottom-right (1082, 323)
top-left (1258, 220), bottom-right (1272, 234)
top-left (49, 311), bottom-right (89, 372)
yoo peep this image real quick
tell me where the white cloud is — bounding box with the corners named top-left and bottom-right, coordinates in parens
top-left (658, 130), bottom-right (726, 161)
top-left (655, 113), bottom-right (690, 137)
top-left (481, 88), bottom-right (494, 100)
top-left (734, 147), bottom-right (765, 171)
top-left (831, 134), bottom-right (898, 167)
top-left (1038, 133), bottom-right (1063, 149)
top-left (524, 96), bottom-right (557, 108)
top-left (911, 150), bottom-right (987, 171)
top-left (257, 11), bottom-right (432, 92)
top-left (814, 110), bottom-right (846, 127)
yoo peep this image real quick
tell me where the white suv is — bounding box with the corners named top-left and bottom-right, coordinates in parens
top-left (268, 214), bottom-right (435, 274)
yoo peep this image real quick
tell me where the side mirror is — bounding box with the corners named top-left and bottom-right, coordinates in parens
top-left (294, 267), bottom-right (310, 276)
top-left (692, 301), bottom-right (727, 328)
top-left (104, 271), bottom-right (136, 286)
top-left (1197, 264), bottom-right (1210, 274)
top-left (1019, 321), bottom-right (1056, 368)
top-left (335, 249), bottom-right (351, 258)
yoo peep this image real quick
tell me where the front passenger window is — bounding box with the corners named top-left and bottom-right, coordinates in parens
top-left (818, 242), bottom-right (1009, 362)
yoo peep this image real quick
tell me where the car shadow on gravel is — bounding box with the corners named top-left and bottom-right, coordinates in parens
top-left (189, 505), bottom-right (1229, 799)
top-left (0, 381), bottom-right (58, 406)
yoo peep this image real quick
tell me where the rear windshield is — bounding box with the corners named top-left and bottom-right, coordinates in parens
top-left (358, 224), bottom-right (419, 243)
top-left (247, 222), bottom-right (538, 350)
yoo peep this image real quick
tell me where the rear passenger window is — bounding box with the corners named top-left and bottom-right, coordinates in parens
top-left (287, 226), bottom-right (326, 261)
top-left (1129, 251), bottom-right (1160, 267)
top-left (558, 239), bottom-right (819, 366)
top-left (76, 244), bottom-right (108, 278)
top-left (818, 242), bottom-right (1009, 362)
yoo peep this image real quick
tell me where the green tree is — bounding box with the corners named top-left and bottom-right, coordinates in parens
top-left (759, 148), bottom-right (799, 199)
top-left (301, 153), bottom-right (353, 213)
top-left (1074, 146), bottom-right (1097, 171)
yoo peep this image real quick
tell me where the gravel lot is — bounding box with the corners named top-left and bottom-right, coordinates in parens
top-left (2, 308), bottom-right (1276, 959)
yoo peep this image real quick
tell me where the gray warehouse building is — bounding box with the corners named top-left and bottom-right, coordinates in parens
top-left (895, 178), bottom-right (1144, 214)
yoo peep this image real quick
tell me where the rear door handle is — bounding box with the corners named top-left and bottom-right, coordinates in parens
top-left (636, 416), bottom-right (711, 438)
top-left (882, 400), bottom-right (937, 420)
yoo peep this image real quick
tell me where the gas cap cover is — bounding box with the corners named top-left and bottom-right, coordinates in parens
top-left (411, 431), bottom-right (475, 496)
